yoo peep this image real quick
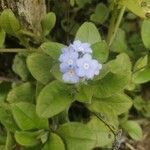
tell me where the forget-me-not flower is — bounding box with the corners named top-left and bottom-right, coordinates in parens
top-left (59, 40), bottom-right (102, 84)
top-left (76, 54), bottom-right (102, 79)
top-left (59, 48), bottom-right (78, 73)
top-left (71, 40), bottom-right (92, 54)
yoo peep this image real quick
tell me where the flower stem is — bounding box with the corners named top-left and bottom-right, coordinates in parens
top-left (92, 111), bottom-right (117, 136)
top-left (0, 77), bottom-right (20, 82)
top-left (107, 6), bottom-right (126, 47)
top-left (0, 48), bottom-right (36, 53)
top-left (107, 7), bottom-right (118, 45)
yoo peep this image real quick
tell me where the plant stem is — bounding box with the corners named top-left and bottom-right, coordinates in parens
top-left (0, 77), bottom-right (20, 82)
top-left (125, 143), bottom-right (136, 150)
top-left (66, 0), bottom-right (70, 44)
top-left (107, 6), bottom-right (126, 47)
top-left (92, 112), bottom-right (117, 136)
top-left (0, 48), bottom-right (36, 53)
top-left (19, 30), bottom-right (43, 43)
top-left (20, 30), bottom-right (38, 38)
top-left (107, 7), bottom-right (118, 45)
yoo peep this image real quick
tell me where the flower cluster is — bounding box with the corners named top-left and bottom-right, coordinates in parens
top-left (59, 40), bottom-right (102, 83)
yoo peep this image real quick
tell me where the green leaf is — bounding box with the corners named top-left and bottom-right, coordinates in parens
top-left (134, 96), bottom-right (150, 118)
top-left (93, 53), bottom-right (132, 98)
top-left (40, 131), bottom-right (49, 144)
top-left (12, 53), bottom-right (30, 81)
top-left (41, 12), bottom-right (56, 36)
top-left (7, 82), bottom-right (35, 104)
top-left (0, 130), bottom-right (6, 145)
top-left (36, 81), bottom-right (73, 118)
top-left (0, 28), bottom-right (5, 48)
top-left (42, 133), bottom-right (65, 150)
top-left (133, 55), bottom-right (148, 71)
top-left (61, 19), bottom-right (80, 36)
top-left (93, 63), bottom-right (111, 81)
top-left (119, 0), bottom-right (150, 19)
top-left (111, 29), bottom-right (132, 55)
top-left (87, 116), bottom-right (114, 147)
top-left (133, 96), bottom-right (144, 111)
top-left (50, 63), bottom-right (63, 81)
top-left (15, 131), bottom-right (40, 147)
top-left (0, 9), bottom-right (21, 36)
top-left (109, 53), bottom-right (132, 74)
top-left (0, 103), bottom-right (18, 132)
top-left (88, 93), bottom-right (132, 115)
top-left (4, 131), bottom-right (14, 150)
top-left (132, 68), bottom-right (150, 84)
top-left (12, 102), bottom-right (48, 130)
top-left (75, 84), bottom-right (93, 103)
top-left (41, 42), bottom-right (65, 59)
top-left (121, 121), bottom-right (143, 141)
top-left (56, 122), bottom-right (97, 150)
top-left (141, 19), bottom-right (150, 49)
top-left (0, 145), bottom-right (5, 149)
top-left (70, 0), bottom-right (75, 6)
top-left (0, 82), bottom-right (11, 103)
top-left (75, 22), bottom-right (101, 44)
top-left (27, 53), bottom-right (53, 84)
top-left (93, 73), bottom-right (127, 98)
top-left (35, 82), bottom-right (45, 98)
top-left (88, 93), bottom-right (126, 128)
top-left (90, 3), bottom-right (109, 24)
top-left (91, 41), bottom-right (109, 63)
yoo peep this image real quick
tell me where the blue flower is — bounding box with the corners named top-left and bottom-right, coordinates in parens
top-left (63, 69), bottom-right (79, 83)
top-left (76, 54), bottom-right (102, 79)
top-left (59, 47), bottom-right (78, 73)
top-left (59, 40), bottom-right (102, 83)
top-left (71, 40), bottom-right (92, 54)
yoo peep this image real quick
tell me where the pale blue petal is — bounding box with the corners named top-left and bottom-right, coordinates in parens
top-left (73, 40), bottom-right (81, 47)
top-left (61, 47), bottom-right (68, 53)
top-left (76, 59), bottom-right (84, 67)
top-left (85, 70), bottom-right (95, 79)
top-left (82, 43), bottom-right (92, 53)
top-left (83, 54), bottom-right (92, 60)
top-left (63, 72), bottom-right (79, 83)
top-left (60, 63), bottom-right (68, 73)
top-left (76, 68), bottom-right (85, 77)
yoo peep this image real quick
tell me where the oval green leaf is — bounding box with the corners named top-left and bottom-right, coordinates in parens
top-left (27, 53), bottom-right (53, 84)
top-left (15, 131), bottom-right (40, 147)
top-left (41, 42), bottom-right (65, 60)
top-left (42, 133), bottom-right (65, 150)
top-left (41, 12), bottom-right (56, 36)
top-left (12, 102), bottom-right (48, 130)
top-left (88, 93), bottom-right (132, 115)
top-left (121, 121), bottom-right (143, 141)
top-left (0, 9), bottom-right (21, 36)
top-left (91, 40), bottom-right (109, 63)
top-left (132, 68), bottom-right (150, 84)
top-left (7, 82), bottom-right (35, 104)
top-left (56, 122), bottom-right (97, 150)
top-left (36, 81), bottom-right (73, 118)
top-left (141, 20), bottom-right (150, 49)
top-left (75, 22), bottom-right (101, 44)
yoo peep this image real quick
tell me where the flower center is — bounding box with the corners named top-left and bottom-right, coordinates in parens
top-left (78, 47), bottom-right (84, 52)
top-left (68, 69), bottom-right (75, 76)
top-left (67, 59), bottom-right (73, 65)
top-left (83, 63), bottom-right (90, 70)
